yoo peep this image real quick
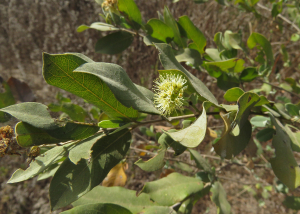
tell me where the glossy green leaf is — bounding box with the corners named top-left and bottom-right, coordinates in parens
top-left (68, 133), bottom-right (104, 164)
top-left (50, 129), bottom-right (131, 210)
top-left (77, 22), bottom-right (119, 33)
top-left (163, 6), bottom-right (185, 47)
top-left (285, 125), bottom-right (300, 152)
top-left (283, 196), bottom-right (300, 210)
top-left (211, 181), bottom-right (231, 214)
top-left (154, 43), bottom-right (218, 105)
top-left (8, 143), bottom-right (74, 183)
top-left (205, 58), bottom-right (245, 73)
top-left (135, 148), bottom-right (165, 172)
top-left (118, 0), bottom-right (142, 30)
top-left (61, 203), bottom-right (132, 214)
top-left (43, 53), bottom-right (138, 121)
top-left (250, 116), bottom-right (270, 127)
top-left (247, 33), bottom-right (274, 69)
top-left (139, 173), bottom-right (203, 206)
top-left (95, 31), bottom-right (134, 54)
top-left (239, 67), bottom-right (259, 82)
top-left (74, 62), bottom-right (159, 115)
top-left (72, 186), bottom-right (176, 214)
top-left (146, 19), bottom-right (174, 43)
top-left (189, 149), bottom-right (212, 174)
top-left (223, 87), bottom-right (244, 102)
top-left (175, 48), bottom-right (202, 67)
top-left (269, 114), bottom-right (300, 190)
top-left (256, 128), bottom-right (275, 142)
top-left (286, 103), bottom-right (300, 116)
top-left (0, 102), bottom-right (56, 129)
top-left (0, 81), bottom-right (15, 122)
top-left (166, 106), bottom-right (206, 148)
top-left (178, 15), bottom-right (206, 54)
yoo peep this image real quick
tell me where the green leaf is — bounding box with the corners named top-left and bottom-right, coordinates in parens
top-left (286, 103), bottom-right (300, 116)
top-left (135, 148), bottom-right (165, 172)
top-left (163, 6), bottom-right (185, 47)
top-left (217, 73), bottom-right (240, 91)
top-left (291, 34), bottom-right (300, 42)
top-left (61, 203), bottom-right (132, 214)
top-left (98, 120), bottom-right (121, 128)
top-left (210, 181), bottom-right (231, 214)
top-left (223, 87), bottom-right (244, 102)
top-left (68, 133), bottom-right (104, 164)
top-left (227, 32), bottom-right (243, 50)
top-left (269, 114), bottom-right (300, 190)
top-left (0, 102), bottom-right (56, 129)
top-left (205, 58), bottom-right (245, 73)
top-left (0, 80), bottom-right (15, 122)
top-left (49, 129), bottom-right (131, 210)
top-left (77, 22), bottom-right (119, 33)
top-left (247, 33), bottom-right (274, 70)
top-left (74, 62), bottom-right (159, 115)
top-left (37, 163), bottom-right (60, 181)
top-left (250, 116), bottom-right (270, 127)
top-left (166, 106), bottom-right (207, 148)
top-left (285, 125), bottom-right (300, 152)
top-left (256, 128), bottom-right (275, 142)
top-left (56, 103), bottom-right (88, 122)
top-left (43, 53), bottom-right (138, 121)
top-left (283, 196), bottom-right (300, 210)
top-left (175, 48), bottom-right (202, 67)
top-left (178, 15), bottom-right (206, 54)
top-left (139, 173), bottom-right (203, 206)
top-left (95, 31), bottom-right (134, 55)
top-left (146, 19), bottom-right (174, 43)
top-left (154, 43), bottom-right (218, 105)
top-left (158, 131), bottom-right (187, 156)
top-left (189, 149), bottom-right (212, 174)
top-left (7, 143), bottom-right (74, 183)
top-left (118, 0), bottom-right (142, 30)
top-left (72, 186), bottom-right (176, 214)
top-left (239, 67), bottom-right (259, 82)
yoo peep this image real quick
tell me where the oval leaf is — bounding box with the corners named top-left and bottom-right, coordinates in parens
top-left (77, 22), bottom-right (119, 33)
top-left (223, 87), bottom-right (244, 102)
top-left (61, 203), bottom-right (132, 214)
top-left (146, 18), bottom-right (174, 43)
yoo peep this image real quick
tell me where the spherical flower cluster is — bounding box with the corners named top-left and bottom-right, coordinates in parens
top-left (153, 74), bottom-right (187, 116)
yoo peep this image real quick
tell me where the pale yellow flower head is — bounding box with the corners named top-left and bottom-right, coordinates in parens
top-left (153, 74), bottom-right (187, 116)
top-left (102, 0), bottom-right (118, 11)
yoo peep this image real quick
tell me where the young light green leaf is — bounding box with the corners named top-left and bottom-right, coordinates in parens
top-left (0, 80), bottom-right (15, 122)
top-left (163, 6), bottom-right (185, 47)
top-left (166, 106), bottom-right (207, 148)
top-left (178, 15), bottom-right (206, 54)
top-left (74, 62), bottom-right (159, 115)
top-left (8, 143), bottom-right (74, 183)
top-left (43, 53), bottom-right (138, 121)
top-left (223, 87), bottom-right (244, 102)
top-left (95, 31), bottom-right (134, 55)
top-left (98, 120), bottom-right (121, 128)
top-left (250, 116), bottom-right (270, 127)
top-left (146, 19), bottom-right (174, 43)
top-left (50, 129), bottom-right (131, 211)
top-left (118, 0), bottom-right (142, 30)
top-left (269, 114), bottom-right (300, 190)
top-left (211, 181), bottom-right (231, 214)
top-left (77, 22), bottom-right (119, 33)
top-left (61, 203), bottom-right (132, 214)
top-left (205, 58), bottom-right (245, 73)
top-left (155, 43), bottom-right (218, 105)
top-left (138, 173), bottom-right (203, 206)
top-left (0, 102), bottom-right (56, 129)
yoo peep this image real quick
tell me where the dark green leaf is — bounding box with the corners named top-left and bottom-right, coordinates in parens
top-left (146, 19), bottom-right (174, 43)
top-left (61, 203), bottom-right (132, 214)
top-left (163, 6), bottom-right (185, 48)
top-left (178, 16), bottom-right (206, 54)
top-left (95, 31), bottom-right (134, 55)
top-left (240, 67), bottom-right (259, 82)
top-left (217, 73), bottom-right (240, 91)
top-left (50, 129), bottom-right (131, 210)
top-left (0, 81), bottom-right (15, 122)
top-left (43, 53), bottom-right (138, 121)
top-left (211, 181), bottom-right (231, 214)
top-left (286, 103), bottom-right (300, 116)
top-left (118, 0), bottom-right (142, 30)
top-left (269, 114), bottom-right (300, 190)
top-left (74, 62), bottom-right (159, 115)
top-left (139, 173), bottom-right (203, 206)
top-left (154, 43), bottom-right (218, 105)
top-left (8, 143), bottom-right (74, 183)
top-left (283, 196), bottom-right (300, 210)
top-left (1, 102), bottom-right (56, 129)
top-left (256, 128), bottom-right (275, 142)
top-left (189, 149), bottom-right (212, 174)
top-left (223, 87), bottom-right (244, 102)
